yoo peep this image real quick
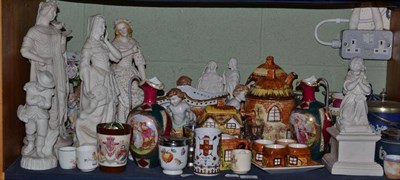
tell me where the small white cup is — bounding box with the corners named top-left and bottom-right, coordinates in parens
top-left (58, 146), bottom-right (77, 169)
top-left (231, 149), bottom-right (252, 174)
top-left (76, 145), bottom-right (98, 172)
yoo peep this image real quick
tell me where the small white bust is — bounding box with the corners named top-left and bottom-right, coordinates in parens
top-left (226, 84), bottom-right (248, 111)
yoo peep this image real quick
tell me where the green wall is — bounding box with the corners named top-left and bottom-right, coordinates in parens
top-left (58, 1), bottom-right (387, 100)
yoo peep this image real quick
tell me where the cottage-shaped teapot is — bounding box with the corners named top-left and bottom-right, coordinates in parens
top-left (244, 56), bottom-right (297, 140)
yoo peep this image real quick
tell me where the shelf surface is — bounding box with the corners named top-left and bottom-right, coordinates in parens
top-left (6, 157), bottom-right (389, 180)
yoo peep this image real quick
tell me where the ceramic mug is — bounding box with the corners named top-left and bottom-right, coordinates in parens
top-left (194, 128), bottom-right (221, 176)
top-left (262, 144), bottom-right (286, 167)
top-left (231, 149), bottom-right (252, 174)
top-left (77, 145), bottom-right (98, 172)
top-left (275, 138), bottom-right (296, 147)
top-left (384, 154), bottom-right (400, 179)
top-left (287, 143), bottom-right (311, 167)
top-left (58, 146), bottom-right (76, 169)
top-left (251, 139), bottom-right (274, 163)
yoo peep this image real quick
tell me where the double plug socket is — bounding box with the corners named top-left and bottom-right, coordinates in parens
top-left (340, 30), bottom-right (393, 60)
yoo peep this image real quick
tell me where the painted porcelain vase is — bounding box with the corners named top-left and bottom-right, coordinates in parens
top-left (289, 76), bottom-right (332, 160)
top-left (127, 77), bottom-right (172, 168)
top-left (244, 56), bottom-right (297, 141)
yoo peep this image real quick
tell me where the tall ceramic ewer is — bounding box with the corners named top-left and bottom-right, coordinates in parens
top-left (127, 77), bottom-right (172, 168)
top-left (289, 76), bottom-right (332, 160)
top-left (194, 128), bottom-right (221, 176)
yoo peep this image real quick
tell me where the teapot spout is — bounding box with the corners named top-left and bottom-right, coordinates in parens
top-left (285, 72), bottom-right (298, 87)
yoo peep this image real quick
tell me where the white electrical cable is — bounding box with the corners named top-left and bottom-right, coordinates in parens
top-left (314, 18), bottom-right (349, 48)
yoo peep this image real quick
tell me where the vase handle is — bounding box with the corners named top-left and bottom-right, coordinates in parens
top-left (128, 75), bottom-right (143, 110)
top-left (317, 78), bottom-right (330, 110)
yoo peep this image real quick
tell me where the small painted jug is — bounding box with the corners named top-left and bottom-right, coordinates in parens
top-left (289, 75), bottom-right (332, 160)
top-left (127, 77), bottom-right (172, 168)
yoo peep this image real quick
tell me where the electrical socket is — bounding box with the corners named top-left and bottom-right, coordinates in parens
top-left (340, 30), bottom-right (393, 60)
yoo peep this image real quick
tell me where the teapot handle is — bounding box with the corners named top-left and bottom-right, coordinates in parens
top-left (317, 78), bottom-right (329, 109)
top-left (128, 75), bottom-right (143, 110)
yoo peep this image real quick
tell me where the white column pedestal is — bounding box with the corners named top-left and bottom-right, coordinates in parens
top-left (322, 127), bottom-right (383, 176)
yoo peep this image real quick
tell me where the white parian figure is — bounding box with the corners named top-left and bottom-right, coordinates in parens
top-left (337, 57), bottom-right (372, 133)
top-left (197, 60), bottom-right (224, 93)
top-left (112, 19), bottom-right (146, 123)
top-left (75, 14), bottom-right (122, 146)
top-left (223, 58), bottom-right (240, 98)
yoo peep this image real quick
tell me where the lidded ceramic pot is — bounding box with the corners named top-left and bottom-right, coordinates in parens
top-left (367, 90), bottom-right (400, 134)
top-left (375, 128), bottom-right (400, 167)
top-left (244, 56), bottom-right (297, 141)
top-left (158, 137), bottom-right (188, 175)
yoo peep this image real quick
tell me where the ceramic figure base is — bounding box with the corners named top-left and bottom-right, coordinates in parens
top-left (322, 126), bottom-right (383, 176)
top-left (20, 155), bottom-right (57, 170)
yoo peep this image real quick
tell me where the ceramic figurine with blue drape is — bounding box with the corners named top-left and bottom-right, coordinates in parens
top-left (289, 75), bottom-right (332, 160)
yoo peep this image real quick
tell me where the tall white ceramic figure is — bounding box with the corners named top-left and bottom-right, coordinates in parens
top-left (17, 70), bottom-right (56, 170)
top-left (112, 19), bottom-right (146, 123)
top-left (197, 60), bottom-right (224, 93)
top-left (223, 57), bottom-right (240, 98)
top-left (337, 57), bottom-right (372, 133)
top-left (20, 0), bottom-right (70, 158)
top-left (75, 14), bottom-right (122, 146)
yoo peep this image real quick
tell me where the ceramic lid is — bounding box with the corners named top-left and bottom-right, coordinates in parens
top-left (160, 136), bottom-right (187, 147)
top-left (246, 56), bottom-right (297, 99)
top-left (368, 100), bottom-right (400, 113)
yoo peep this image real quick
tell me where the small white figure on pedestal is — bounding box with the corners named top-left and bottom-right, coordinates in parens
top-left (17, 70), bottom-right (57, 170)
top-left (197, 60), bottom-right (224, 93)
top-left (75, 14), bottom-right (122, 146)
top-left (223, 58), bottom-right (240, 98)
top-left (165, 88), bottom-right (195, 136)
top-left (226, 84), bottom-right (248, 111)
top-left (337, 57), bottom-right (372, 133)
top-left (112, 19), bottom-right (146, 123)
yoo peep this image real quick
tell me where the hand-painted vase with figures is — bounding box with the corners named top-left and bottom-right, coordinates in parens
top-left (289, 76), bottom-right (332, 160)
top-left (127, 77), bottom-right (172, 168)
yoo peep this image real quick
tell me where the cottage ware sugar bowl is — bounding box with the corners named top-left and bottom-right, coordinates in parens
top-left (244, 56), bottom-right (297, 141)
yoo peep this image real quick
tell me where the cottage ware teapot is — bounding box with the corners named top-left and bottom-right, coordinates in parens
top-left (126, 76), bottom-right (172, 168)
top-left (244, 56), bottom-right (297, 141)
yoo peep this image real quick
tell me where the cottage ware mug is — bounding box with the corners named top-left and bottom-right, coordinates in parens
top-left (159, 137), bottom-right (188, 175)
top-left (194, 128), bottom-right (221, 176)
top-left (251, 139), bottom-right (274, 163)
top-left (231, 149), bottom-right (252, 174)
top-left (77, 145), bottom-right (98, 172)
top-left (262, 144), bottom-right (286, 167)
top-left (384, 154), bottom-right (400, 179)
top-left (287, 143), bottom-right (311, 167)
top-left (58, 146), bottom-right (76, 169)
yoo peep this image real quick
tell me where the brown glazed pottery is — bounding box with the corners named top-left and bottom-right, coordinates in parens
top-left (287, 143), bottom-right (311, 167)
top-left (262, 144), bottom-right (287, 167)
